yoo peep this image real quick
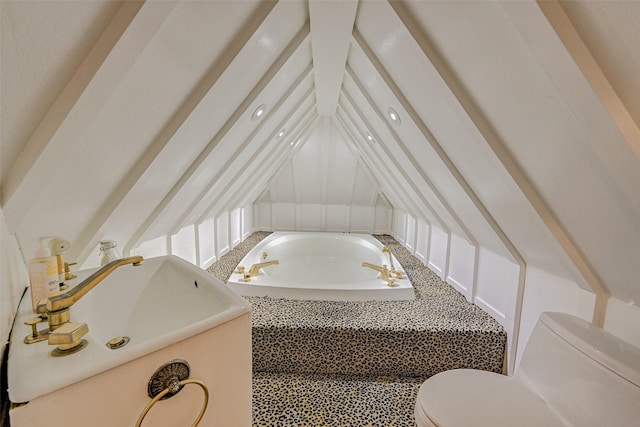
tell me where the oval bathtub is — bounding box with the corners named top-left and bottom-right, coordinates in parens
top-left (227, 232), bottom-right (415, 301)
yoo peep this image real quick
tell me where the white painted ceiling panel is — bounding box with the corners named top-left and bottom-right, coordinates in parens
top-left (356, 0), bottom-right (586, 282)
top-left (346, 38), bottom-right (510, 256)
top-left (3, 0), bottom-right (640, 305)
top-left (399, 0), bottom-right (640, 298)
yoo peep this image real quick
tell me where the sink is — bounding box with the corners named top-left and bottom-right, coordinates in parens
top-left (9, 255), bottom-right (251, 404)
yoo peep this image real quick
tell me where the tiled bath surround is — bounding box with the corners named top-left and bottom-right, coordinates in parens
top-left (207, 232), bottom-right (507, 426)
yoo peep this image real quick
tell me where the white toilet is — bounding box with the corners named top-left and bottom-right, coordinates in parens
top-left (415, 312), bottom-right (640, 426)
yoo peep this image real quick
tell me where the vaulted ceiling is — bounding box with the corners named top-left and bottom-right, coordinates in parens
top-left (2, 1), bottom-right (639, 306)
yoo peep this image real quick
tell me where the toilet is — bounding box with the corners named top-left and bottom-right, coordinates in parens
top-left (415, 311), bottom-right (640, 426)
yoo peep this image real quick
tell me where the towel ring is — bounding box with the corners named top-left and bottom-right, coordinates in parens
top-left (135, 379), bottom-right (209, 427)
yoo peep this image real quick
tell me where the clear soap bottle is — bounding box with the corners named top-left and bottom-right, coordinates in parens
top-left (99, 240), bottom-right (121, 266)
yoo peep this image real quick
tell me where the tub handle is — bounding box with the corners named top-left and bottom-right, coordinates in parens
top-left (135, 378), bottom-right (209, 427)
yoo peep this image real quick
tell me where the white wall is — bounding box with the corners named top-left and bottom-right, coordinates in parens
top-left (447, 233), bottom-right (476, 302)
top-left (428, 225), bottom-right (448, 280)
top-left (254, 202), bottom-right (392, 234)
top-left (1, 208), bottom-right (29, 356)
top-left (171, 224), bottom-right (196, 265)
top-left (198, 218), bottom-right (216, 268)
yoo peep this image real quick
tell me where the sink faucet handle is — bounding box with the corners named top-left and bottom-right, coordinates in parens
top-left (64, 262), bottom-right (77, 281)
top-left (24, 316), bottom-right (50, 344)
top-left (36, 298), bottom-right (49, 315)
top-left (49, 322), bottom-right (89, 356)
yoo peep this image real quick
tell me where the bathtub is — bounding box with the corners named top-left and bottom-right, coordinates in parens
top-left (227, 232), bottom-right (415, 301)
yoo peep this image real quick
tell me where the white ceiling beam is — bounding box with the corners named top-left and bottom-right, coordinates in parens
top-left (122, 20), bottom-right (309, 255)
top-left (228, 113), bottom-right (321, 214)
top-left (309, 0), bottom-right (358, 115)
top-left (335, 110), bottom-right (414, 219)
top-left (71, 1), bottom-right (279, 265)
top-left (536, 0), bottom-right (640, 161)
top-left (172, 66), bottom-right (314, 232)
top-left (195, 87), bottom-right (316, 225)
top-left (389, 0), bottom-right (608, 327)
top-left (336, 102), bottom-right (428, 223)
top-left (1, 0), bottom-right (161, 227)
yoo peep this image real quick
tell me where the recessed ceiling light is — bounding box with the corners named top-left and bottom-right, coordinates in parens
top-left (366, 133), bottom-right (375, 143)
top-left (387, 107), bottom-right (401, 125)
top-left (276, 129), bottom-right (286, 139)
top-left (252, 104), bottom-right (266, 121)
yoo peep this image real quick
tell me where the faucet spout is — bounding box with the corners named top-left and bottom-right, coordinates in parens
top-left (248, 260), bottom-right (279, 278)
top-left (362, 262), bottom-right (397, 287)
top-left (47, 256), bottom-right (143, 313)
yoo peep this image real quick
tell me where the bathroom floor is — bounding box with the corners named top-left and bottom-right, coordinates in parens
top-left (252, 372), bottom-right (425, 427)
top-left (208, 232), bottom-right (506, 426)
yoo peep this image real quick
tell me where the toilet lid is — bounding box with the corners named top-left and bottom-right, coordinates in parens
top-left (416, 369), bottom-right (565, 427)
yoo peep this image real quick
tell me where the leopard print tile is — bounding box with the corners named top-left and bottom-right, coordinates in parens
top-left (207, 232), bottom-right (506, 378)
top-left (252, 372), bottom-right (425, 427)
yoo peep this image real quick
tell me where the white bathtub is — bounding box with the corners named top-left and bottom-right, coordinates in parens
top-left (227, 232), bottom-right (415, 301)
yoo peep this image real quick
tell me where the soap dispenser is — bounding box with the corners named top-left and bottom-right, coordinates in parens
top-left (28, 237), bottom-right (60, 312)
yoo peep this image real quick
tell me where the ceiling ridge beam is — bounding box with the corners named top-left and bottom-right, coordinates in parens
top-left (1, 0), bottom-right (156, 226)
top-left (309, 0), bottom-right (358, 115)
top-left (389, 0), bottom-right (608, 327)
top-left (121, 21), bottom-right (310, 255)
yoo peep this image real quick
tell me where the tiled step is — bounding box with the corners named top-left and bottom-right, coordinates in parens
top-left (209, 232), bottom-right (506, 378)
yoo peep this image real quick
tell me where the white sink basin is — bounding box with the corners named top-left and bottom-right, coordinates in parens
top-left (9, 255), bottom-right (250, 403)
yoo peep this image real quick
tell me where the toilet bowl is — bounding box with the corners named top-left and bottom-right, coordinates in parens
top-left (415, 312), bottom-right (640, 426)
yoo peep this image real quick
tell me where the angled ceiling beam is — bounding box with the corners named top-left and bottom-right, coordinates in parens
top-left (335, 110), bottom-right (415, 220)
top-left (121, 20), bottom-right (310, 256)
top-left (341, 78), bottom-right (452, 234)
top-left (536, 0), bottom-right (640, 161)
top-left (389, 0), bottom-right (608, 327)
top-left (336, 103), bottom-right (427, 223)
top-left (71, 0), bottom-right (279, 265)
top-left (352, 30), bottom-right (521, 263)
top-left (229, 113), bottom-right (321, 214)
top-left (336, 106), bottom-right (417, 218)
top-left (170, 66), bottom-right (314, 232)
top-left (332, 116), bottom-right (395, 210)
top-left (1, 0), bottom-right (157, 227)
top-left (346, 65), bottom-right (476, 245)
top-left (309, 0), bottom-right (358, 115)
top-left (193, 85), bottom-right (316, 226)
top-left (225, 106), bottom-right (319, 212)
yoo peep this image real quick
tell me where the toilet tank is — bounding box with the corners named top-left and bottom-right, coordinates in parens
top-left (517, 312), bottom-right (640, 426)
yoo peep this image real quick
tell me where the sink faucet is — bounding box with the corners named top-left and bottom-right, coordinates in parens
top-left (242, 260), bottom-right (279, 282)
top-left (362, 262), bottom-right (397, 287)
top-left (27, 256), bottom-right (143, 356)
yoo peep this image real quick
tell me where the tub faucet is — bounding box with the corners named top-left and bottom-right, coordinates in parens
top-left (362, 262), bottom-right (397, 287)
top-left (243, 260), bottom-right (279, 282)
top-left (31, 256), bottom-right (143, 355)
top-left (382, 247), bottom-right (403, 279)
